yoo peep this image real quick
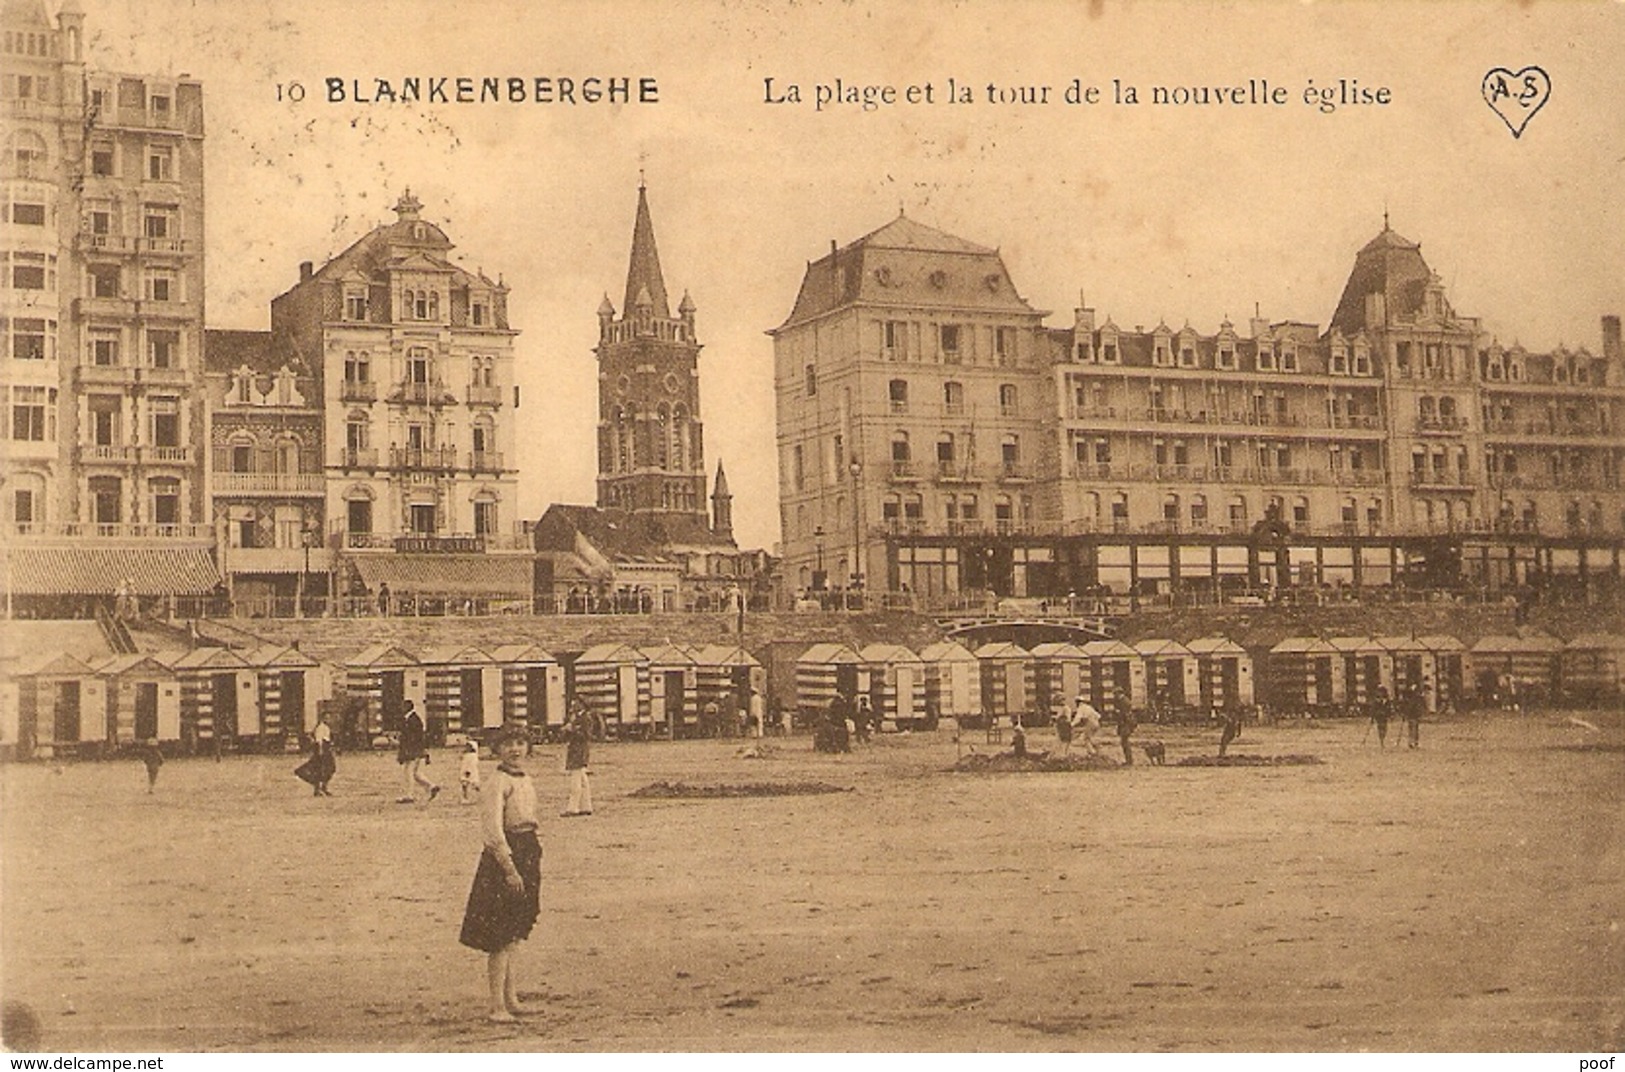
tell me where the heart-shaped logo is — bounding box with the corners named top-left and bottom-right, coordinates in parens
top-left (1482, 66), bottom-right (1551, 139)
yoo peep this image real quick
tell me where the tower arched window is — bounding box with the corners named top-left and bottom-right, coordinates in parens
top-left (672, 404), bottom-right (688, 470)
top-left (655, 404), bottom-right (671, 468)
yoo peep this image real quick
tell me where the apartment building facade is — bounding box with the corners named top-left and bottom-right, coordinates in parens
top-left (2, 0), bottom-right (216, 614)
top-left (774, 216), bottom-right (1624, 604)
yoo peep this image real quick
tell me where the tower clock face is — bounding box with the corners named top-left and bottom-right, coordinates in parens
top-left (663, 373), bottom-right (680, 394)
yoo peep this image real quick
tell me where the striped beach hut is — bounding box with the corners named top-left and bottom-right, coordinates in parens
top-left (92, 653), bottom-right (182, 747)
top-left (489, 644), bottom-right (565, 736)
top-left (859, 643), bottom-right (925, 731)
top-left (692, 644), bottom-right (764, 734)
top-left (1469, 633), bottom-right (1564, 706)
top-left (642, 642), bottom-right (701, 737)
top-left (1323, 636), bottom-right (1378, 708)
top-left (1417, 635), bottom-right (1469, 709)
top-left (918, 640), bottom-right (981, 726)
top-left (794, 643), bottom-right (865, 726)
top-left (974, 641), bottom-right (1032, 726)
top-left (342, 644), bottom-right (427, 738)
top-left (1265, 636), bottom-right (1339, 714)
top-left (1079, 638), bottom-right (1145, 714)
top-left (1186, 636), bottom-right (1254, 712)
top-left (574, 643), bottom-right (652, 738)
top-left (1132, 639), bottom-right (1199, 716)
top-left (1373, 635), bottom-right (1439, 711)
top-left (1561, 634), bottom-right (1625, 703)
top-left (419, 645), bottom-right (502, 742)
top-left (12, 652), bottom-right (101, 758)
top-left (1029, 641), bottom-right (1088, 724)
top-left (164, 646), bottom-right (257, 751)
top-left (242, 645), bottom-right (328, 748)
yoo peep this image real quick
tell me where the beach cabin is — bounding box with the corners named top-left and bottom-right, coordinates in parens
top-left (419, 645), bottom-right (502, 742)
top-left (1265, 637), bottom-right (1339, 714)
top-left (918, 640), bottom-right (981, 727)
top-left (241, 645), bottom-right (327, 748)
top-left (642, 643), bottom-right (701, 738)
top-left (166, 646), bottom-right (257, 751)
top-left (12, 652), bottom-right (101, 758)
top-left (342, 644), bottom-right (427, 740)
top-left (1079, 639), bottom-right (1145, 715)
top-left (1325, 636), bottom-right (1379, 708)
top-left (1417, 635), bottom-right (1469, 710)
top-left (859, 643), bottom-right (926, 731)
top-left (1561, 634), bottom-right (1625, 703)
top-left (692, 644), bottom-right (765, 734)
top-left (1132, 639), bottom-right (1199, 716)
top-left (93, 654), bottom-right (182, 747)
top-left (1186, 636), bottom-right (1254, 712)
top-left (1028, 642), bottom-right (1088, 725)
top-left (489, 644), bottom-right (565, 735)
top-left (974, 641), bottom-right (1032, 727)
top-left (1372, 636), bottom-right (1439, 712)
top-left (1470, 633), bottom-right (1564, 707)
top-left (574, 643), bottom-right (652, 738)
top-left (795, 643), bottom-right (865, 728)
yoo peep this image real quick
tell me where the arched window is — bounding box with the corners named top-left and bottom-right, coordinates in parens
top-left (1162, 492), bottom-right (1180, 523)
top-left (1418, 396), bottom-right (1436, 419)
top-left (998, 383), bottom-right (1018, 414)
top-left (891, 431), bottom-right (911, 465)
top-left (275, 436), bottom-right (301, 475)
top-left (1189, 493), bottom-right (1207, 527)
top-left (671, 404), bottom-right (688, 470)
top-left (655, 404), bottom-right (671, 468)
top-left (888, 379), bottom-right (908, 413)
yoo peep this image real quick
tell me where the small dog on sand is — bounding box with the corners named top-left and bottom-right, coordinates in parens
top-left (1140, 739), bottom-right (1166, 766)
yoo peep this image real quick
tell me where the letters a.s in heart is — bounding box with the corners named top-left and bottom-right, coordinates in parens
top-left (1482, 66), bottom-right (1551, 139)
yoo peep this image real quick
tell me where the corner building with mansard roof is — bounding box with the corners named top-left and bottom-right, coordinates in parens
top-left (772, 215), bottom-right (1623, 604)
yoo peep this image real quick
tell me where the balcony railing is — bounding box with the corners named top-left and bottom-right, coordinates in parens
top-left (468, 451), bottom-right (505, 472)
top-left (873, 519), bottom-right (929, 537)
top-left (389, 446), bottom-right (458, 470)
top-left (339, 448), bottom-right (379, 468)
top-left (213, 471), bottom-right (324, 495)
top-left (76, 233), bottom-right (134, 252)
top-left (144, 445), bottom-right (191, 464)
top-left (2, 521), bottom-right (213, 541)
top-left (138, 237), bottom-right (192, 255)
top-left (1332, 468), bottom-right (1388, 486)
top-left (79, 444), bottom-right (138, 463)
top-left (341, 531), bottom-right (532, 552)
top-left (935, 460), bottom-right (974, 481)
top-left (1409, 469), bottom-right (1476, 489)
top-left (75, 364), bottom-right (135, 385)
top-left (466, 384), bottom-right (503, 406)
top-left (889, 460), bottom-right (918, 480)
top-left (943, 401), bottom-right (965, 417)
top-left (340, 380), bottom-right (377, 403)
top-left (998, 461), bottom-right (1033, 481)
top-left (390, 380), bottom-right (450, 405)
top-left (1415, 415), bottom-right (1470, 433)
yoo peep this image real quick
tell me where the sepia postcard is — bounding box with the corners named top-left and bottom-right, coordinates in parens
top-left (1, 0), bottom-right (1621, 1059)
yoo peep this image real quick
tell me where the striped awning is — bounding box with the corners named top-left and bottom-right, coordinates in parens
top-left (351, 554), bottom-right (532, 598)
top-left (2, 545), bottom-right (221, 597)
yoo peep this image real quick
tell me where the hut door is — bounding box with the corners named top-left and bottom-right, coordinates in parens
top-left (480, 667), bottom-right (503, 729)
top-left (1004, 664), bottom-right (1025, 719)
top-left (157, 683), bottom-right (181, 741)
top-left (80, 679), bottom-right (107, 743)
top-left (1165, 661), bottom-right (1186, 708)
top-left (1033, 670), bottom-right (1054, 720)
top-left (280, 672), bottom-right (306, 737)
top-left (237, 671), bottom-right (261, 737)
top-left (135, 682), bottom-right (160, 740)
top-left (1111, 662), bottom-right (1132, 711)
top-left (895, 665), bottom-right (917, 724)
top-left (1310, 658), bottom-right (1333, 707)
top-left (213, 673), bottom-right (239, 740)
top-left (54, 681), bottom-right (82, 743)
top-left (835, 663), bottom-right (859, 703)
top-left (381, 671), bottom-right (406, 731)
top-left (617, 664), bottom-right (640, 723)
top-left (460, 669), bottom-right (483, 734)
top-left (665, 671), bottom-right (687, 728)
top-left (1219, 658), bottom-right (1240, 709)
top-left (525, 667), bottom-right (549, 728)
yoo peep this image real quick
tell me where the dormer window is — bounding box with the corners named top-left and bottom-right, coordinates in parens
top-left (234, 370), bottom-right (254, 404)
top-left (1075, 340), bottom-right (1093, 363)
top-left (1281, 347), bottom-right (1298, 373)
top-left (1217, 345), bottom-right (1235, 370)
top-left (1257, 344), bottom-right (1276, 372)
top-left (471, 301), bottom-right (487, 327)
top-left (1331, 348), bottom-right (1348, 375)
top-left (1179, 345), bottom-right (1196, 369)
top-left (1152, 341), bottom-right (1172, 367)
top-left (345, 289), bottom-right (368, 321)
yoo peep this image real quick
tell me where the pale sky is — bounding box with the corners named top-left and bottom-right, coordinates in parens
top-left (74, 0), bottom-right (1625, 551)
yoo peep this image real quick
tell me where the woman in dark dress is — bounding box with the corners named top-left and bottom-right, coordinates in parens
top-left (458, 725), bottom-right (541, 1022)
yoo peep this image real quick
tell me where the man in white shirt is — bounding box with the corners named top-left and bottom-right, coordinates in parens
top-left (1072, 694), bottom-right (1102, 756)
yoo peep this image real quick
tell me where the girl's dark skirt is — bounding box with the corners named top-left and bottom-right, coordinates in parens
top-left (459, 829), bottom-right (542, 953)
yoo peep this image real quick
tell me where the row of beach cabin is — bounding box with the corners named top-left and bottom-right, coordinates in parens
top-left (5, 631), bottom-right (1622, 758)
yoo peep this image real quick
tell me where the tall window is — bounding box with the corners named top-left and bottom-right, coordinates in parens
top-left (8, 317), bottom-right (50, 360)
top-left (474, 500), bottom-right (497, 537)
top-left (939, 324), bottom-right (961, 363)
top-left (888, 379), bottom-right (908, 413)
top-left (90, 476), bottom-right (122, 525)
top-left (149, 478), bottom-right (180, 527)
top-left (10, 386), bottom-right (50, 441)
top-left (149, 397), bottom-right (179, 446)
top-left (148, 330), bottom-right (178, 368)
top-left (146, 145), bottom-right (173, 181)
top-left (89, 395), bottom-right (120, 445)
top-left (943, 381), bottom-right (964, 414)
top-left (998, 383), bottom-right (1018, 415)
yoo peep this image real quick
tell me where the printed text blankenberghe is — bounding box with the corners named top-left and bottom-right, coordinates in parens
top-left (323, 76), bottom-right (659, 104)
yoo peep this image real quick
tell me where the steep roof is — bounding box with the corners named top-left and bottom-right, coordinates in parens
top-left (1328, 224), bottom-right (1434, 336)
top-left (204, 329), bottom-right (308, 376)
top-left (533, 504), bottom-right (733, 560)
top-left (622, 184), bottom-right (671, 318)
top-left (774, 213), bottom-right (1040, 332)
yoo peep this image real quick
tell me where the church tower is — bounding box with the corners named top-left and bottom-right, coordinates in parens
top-left (595, 181), bottom-right (708, 523)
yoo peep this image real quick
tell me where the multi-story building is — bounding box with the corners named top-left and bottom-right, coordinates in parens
top-left (534, 182), bottom-right (771, 612)
top-left (268, 191), bottom-right (531, 610)
top-left (773, 215), bottom-right (1624, 604)
top-left (2, 0), bottom-right (215, 616)
top-left (202, 329), bottom-right (328, 613)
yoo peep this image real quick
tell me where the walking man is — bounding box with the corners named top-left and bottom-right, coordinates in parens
top-left (396, 699), bottom-right (439, 804)
top-left (561, 709), bottom-right (593, 816)
top-left (1403, 683), bottom-right (1424, 749)
top-left (1217, 704), bottom-right (1244, 758)
top-left (1116, 702), bottom-right (1137, 765)
top-left (1369, 685), bottom-right (1392, 748)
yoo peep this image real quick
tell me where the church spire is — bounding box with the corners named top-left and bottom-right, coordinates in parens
top-left (711, 460), bottom-right (734, 543)
top-left (622, 182), bottom-right (671, 319)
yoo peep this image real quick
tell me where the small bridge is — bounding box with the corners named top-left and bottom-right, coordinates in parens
top-left (937, 615), bottom-right (1116, 644)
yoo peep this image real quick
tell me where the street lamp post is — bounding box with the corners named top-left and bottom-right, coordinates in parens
top-left (848, 458), bottom-right (863, 609)
top-left (813, 525), bottom-right (826, 591)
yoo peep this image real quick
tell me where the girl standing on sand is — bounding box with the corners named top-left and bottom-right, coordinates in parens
top-left (458, 724), bottom-right (541, 1022)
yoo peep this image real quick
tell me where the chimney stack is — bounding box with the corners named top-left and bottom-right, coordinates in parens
top-left (1603, 315), bottom-right (1622, 361)
top-left (299, 261), bottom-right (313, 282)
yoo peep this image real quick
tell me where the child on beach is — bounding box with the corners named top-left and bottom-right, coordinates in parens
top-left (458, 724), bottom-right (542, 1023)
top-left (459, 740), bottom-right (481, 804)
top-left (140, 739), bottom-right (163, 793)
